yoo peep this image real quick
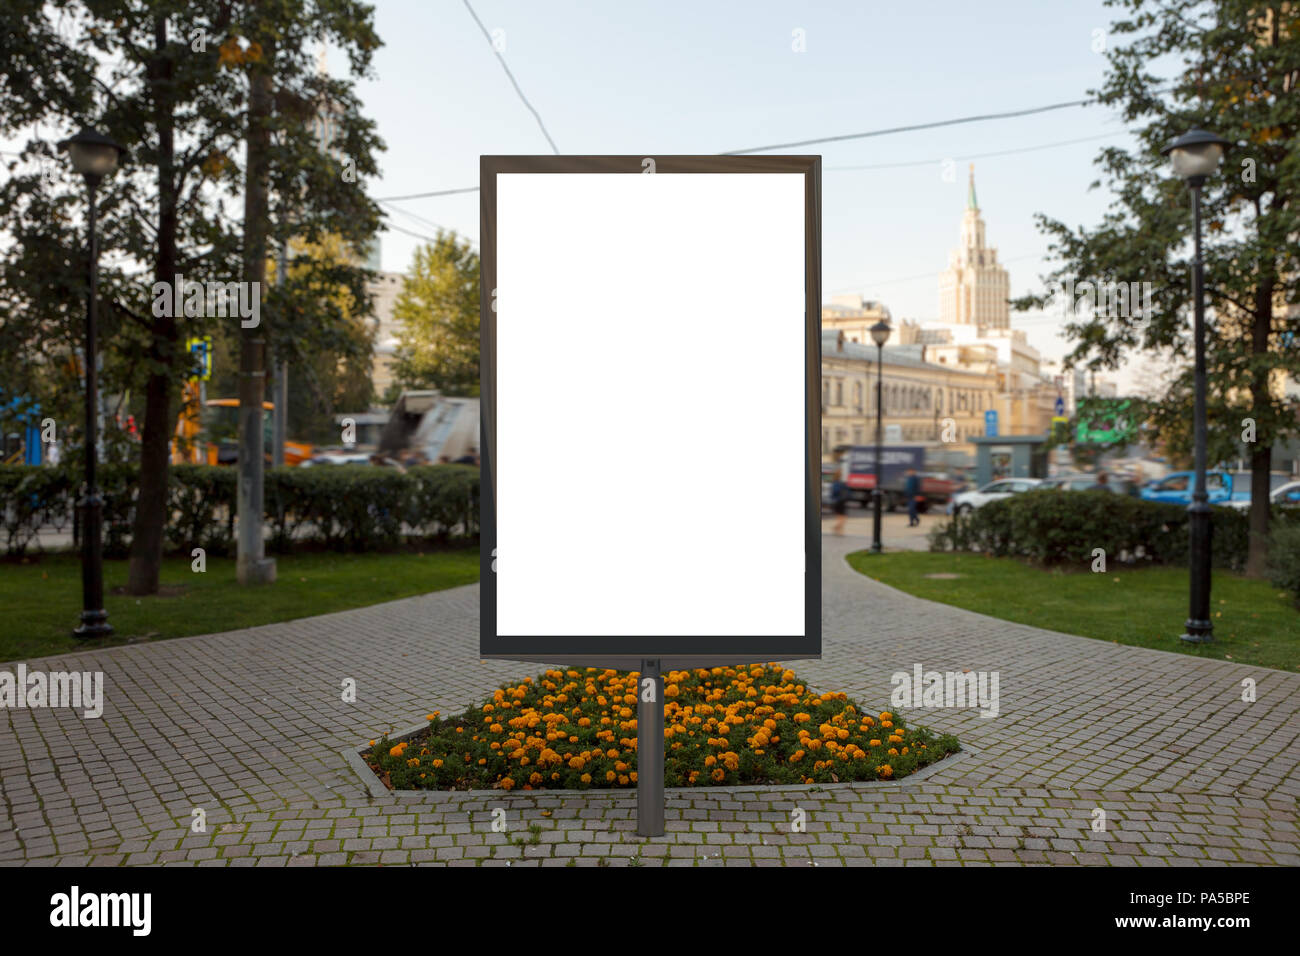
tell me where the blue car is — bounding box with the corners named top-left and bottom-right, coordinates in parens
top-left (1139, 471), bottom-right (1233, 506)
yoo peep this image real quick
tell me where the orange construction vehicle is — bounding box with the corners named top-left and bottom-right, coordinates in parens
top-left (173, 379), bottom-right (312, 466)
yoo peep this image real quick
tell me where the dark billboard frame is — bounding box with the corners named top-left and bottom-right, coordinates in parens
top-left (479, 155), bottom-right (821, 668)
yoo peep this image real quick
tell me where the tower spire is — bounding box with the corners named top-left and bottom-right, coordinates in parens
top-left (967, 163), bottom-right (978, 210)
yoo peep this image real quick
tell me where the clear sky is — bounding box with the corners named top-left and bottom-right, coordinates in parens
top-left (355, 0), bottom-right (1149, 383)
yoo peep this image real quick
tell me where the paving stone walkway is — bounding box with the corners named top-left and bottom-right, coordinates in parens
top-left (1, 533), bottom-right (1297, 866)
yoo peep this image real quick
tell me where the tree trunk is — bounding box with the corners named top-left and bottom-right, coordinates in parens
top-left (236, 36), bottom-right (276, 585)
top-left (127, 370), bottom-right (174, 594)
top-left (1244, 275), bottom-right (1274, 578)
top-left (126, 15), bottom-right (178, 596)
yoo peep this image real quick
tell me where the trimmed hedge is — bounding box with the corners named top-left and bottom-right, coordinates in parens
top-left (0, 463), bottom-right (479, 557)
top-left (1268, 522), bottom-right (1300, 606)
top-left (928, 488), bottom-right (1299, 572)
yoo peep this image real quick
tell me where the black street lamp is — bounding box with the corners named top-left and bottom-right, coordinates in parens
top-left (58, 126), bottom-right (127, 640)
top-left (1161, 128), bottom-right (1228, 644)
top-left (869, 319), bottom-right (891, 554)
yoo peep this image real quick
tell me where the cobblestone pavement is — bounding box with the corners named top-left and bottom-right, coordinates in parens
top-left (2, 533), bottom-right (1297, 867)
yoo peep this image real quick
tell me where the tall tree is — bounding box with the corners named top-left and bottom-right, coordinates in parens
top-left (1016, 0), bottom-right (1300, 576)
top-left (0, 1), bottom-right (383, 594)
top-left (390, 232), bottom-right (480, 398)
top-left (273, 232), bottom-right (376, 443)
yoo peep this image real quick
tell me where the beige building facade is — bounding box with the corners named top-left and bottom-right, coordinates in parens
top-left (820, 329), bottom-right (995, 461)
top-left (367, 271), bottom-right (405, 398)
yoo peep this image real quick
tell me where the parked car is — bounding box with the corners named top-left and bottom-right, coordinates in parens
top-left (1140, 470), bottom-right (1232, 505)
top-left (1039, 473), bottom-right (1138, 496)
top-left (948, 477), bottom-right (1042, 515)
top-left (1271, 480), bottom-right (1300, 506)
top-left (916, 471), bottom-right (962, 511)
top-left (1225, 476), bottom-right (1300, 510)
top-left (298, 452), bottom-right (372, 467)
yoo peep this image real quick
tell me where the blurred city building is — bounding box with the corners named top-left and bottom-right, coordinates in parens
top-left (367, 271), bottom-right (406, 397)
top-left (821, 166), bottom-right (1073, 463)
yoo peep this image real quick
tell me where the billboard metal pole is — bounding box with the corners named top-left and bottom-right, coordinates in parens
top-left (636, 658), bottom-right (665, 837)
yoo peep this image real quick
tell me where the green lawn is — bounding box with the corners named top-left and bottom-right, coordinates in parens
top-left (846, 550), bottom-right (1300, 672)
top-left (0, 548), bottom-right (480, 662)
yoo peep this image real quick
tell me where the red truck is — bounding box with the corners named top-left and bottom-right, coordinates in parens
top-left (834, 444), bottom-right (961, 512)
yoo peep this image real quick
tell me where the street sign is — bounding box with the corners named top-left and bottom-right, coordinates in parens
top-left (1054, 395), bottom-right (1065, 416)
top-left (186, 336), bottom-right (212, 381)
top-left (984, 409), bottom-right (998, 437)
top-left (481, 155), bottom-right (821, 835)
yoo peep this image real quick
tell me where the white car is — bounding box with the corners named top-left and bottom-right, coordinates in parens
top-left (1225, 479), bottom-right (1300, 510)
top-left (298, 452), bottom-right (373, 467)
top-left (948, 477), bottom-right (1042, 515)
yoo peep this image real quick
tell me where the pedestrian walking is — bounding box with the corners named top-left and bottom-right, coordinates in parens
top-left (831, 471), bottom-right (849, 535)
top-left (904, 468), bottom-right (922, 527)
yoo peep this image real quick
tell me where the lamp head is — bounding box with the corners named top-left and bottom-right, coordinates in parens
top-left (869, 320), bottom-right (891, 348)
top-left (1161, 128), bottom-right (1229, 183)
top-left (57, 126), bottom-right (127, 183)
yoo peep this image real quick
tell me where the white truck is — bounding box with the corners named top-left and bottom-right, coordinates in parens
top-left (376, 390), bottom-right (480, 464)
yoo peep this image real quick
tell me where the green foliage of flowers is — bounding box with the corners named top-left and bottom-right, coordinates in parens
top-left (366, 664), bottom-right (960, 792)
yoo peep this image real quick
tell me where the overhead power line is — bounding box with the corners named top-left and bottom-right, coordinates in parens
top-left (829, 254), bottom-right (1041, 296)
top-left (724, 97), bottom-right (1098, 155)
top-left (374, 186), bottom-right (481, 202)
top-left (382, 218), bottom-right (479, 249)
top-left (824, 132), bottom-right (1126, 171)
top-left (374, 119), bottom-right (1128, 204)
top-left (462, 0), bottom-right (559, 155)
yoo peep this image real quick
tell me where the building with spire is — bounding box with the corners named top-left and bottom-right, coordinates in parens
top-left (822, 165), bottom-right (1059, 458)
top-left (938, 165), bottom-right (1011, 329)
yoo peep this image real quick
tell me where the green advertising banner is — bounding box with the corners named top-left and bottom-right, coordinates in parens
top-left (1075, 398), bottom-right (1137, 445)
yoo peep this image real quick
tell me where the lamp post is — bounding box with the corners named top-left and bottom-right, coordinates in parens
top-left (58, 126), bottom-right (127, 640)
top-left (869, 319), bottom-right (891, 553)
top-left (1161, 128), bottom-right (1228, 644)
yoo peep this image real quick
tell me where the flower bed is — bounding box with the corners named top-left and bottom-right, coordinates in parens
top-left (365, 664), bottom-right (960, 791)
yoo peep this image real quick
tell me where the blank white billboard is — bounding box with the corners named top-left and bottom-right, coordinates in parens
top-left (482, 157), bottom-right (819, 660)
